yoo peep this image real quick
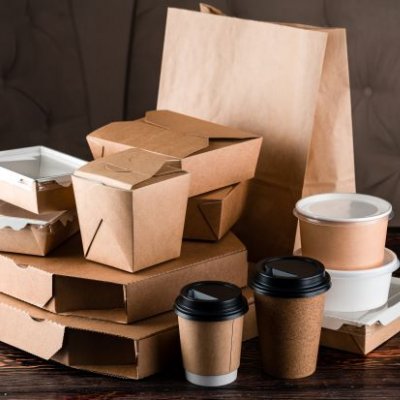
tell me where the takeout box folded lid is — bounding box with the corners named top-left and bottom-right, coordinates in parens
top-left (0, 201), bottom-right (75, 230)
top-left (88, 110), bottom-right (259, 159)
top-left (74, 148), bottom-right (180, 190)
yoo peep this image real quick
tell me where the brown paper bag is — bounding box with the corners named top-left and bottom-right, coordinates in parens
top-left (157, 6), bottom-right (355, 261)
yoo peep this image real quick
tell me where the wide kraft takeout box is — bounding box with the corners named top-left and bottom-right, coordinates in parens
top-left (183, 181), bottom-right (249, 241)
top-left (320, 277), bottom-right (400, 355)
top-left (0, 146), bottom-right (86, 213)
top-left (72, 147), bottom-right (190, 272)
top-left (0, 201), bottom-right (79, 256)
top-left (86, 110), bottom-right (262, 197)
top-left (0, 233), bottom-right (248, 324)
top-left (0, 288), bottom-right (257, 380)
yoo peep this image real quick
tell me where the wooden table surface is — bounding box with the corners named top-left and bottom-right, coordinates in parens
top-left (1, 231), bottom-right (400, 400)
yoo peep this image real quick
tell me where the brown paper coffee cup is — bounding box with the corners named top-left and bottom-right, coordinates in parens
top-left (255, 293), bottom-right (325, 379)
top-left (178, 316), bottom-right (244, 376)
top-left (174, 281), bottom-right (248, 387)
top-left (251, 256), bottom-right (331, 379)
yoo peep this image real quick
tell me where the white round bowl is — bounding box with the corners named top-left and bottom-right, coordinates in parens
top-left (294, 247), bottom-right (399, 312)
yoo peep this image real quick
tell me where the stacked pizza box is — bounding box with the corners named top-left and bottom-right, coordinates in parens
top-left (0, 110), bottom-right (262, 379)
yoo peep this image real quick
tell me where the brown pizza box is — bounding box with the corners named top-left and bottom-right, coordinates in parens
top-left (0, 201), bottom-right (79, 256)
top-left (0, 288), bottom-right (256, 380)
top-left (183, 181), bottom-right (248, 241)
top-left (86, 110), bottom-right (262, 197)
top-left (72, 148), bottom-right (190, 272)
top-left (0, 146), bottom-right (86, 213)
top-left (0, 233), bottom-right (248, 324)
top-left (320, 277), bottom-right (400, 355)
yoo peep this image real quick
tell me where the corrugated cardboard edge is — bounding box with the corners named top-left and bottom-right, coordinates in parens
top-left (0, 289), bottom-right (256, 379)
top-left (0, 255), bottom-right (54, 307)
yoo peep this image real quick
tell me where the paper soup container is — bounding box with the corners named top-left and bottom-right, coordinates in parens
top-left (295, 193), bottom-right (392, 270)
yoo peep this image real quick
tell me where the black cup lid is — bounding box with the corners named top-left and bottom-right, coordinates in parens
top-left (251, 256), bottom-right (331, 298)
top-left (174, 281), bottom-right (249, 321)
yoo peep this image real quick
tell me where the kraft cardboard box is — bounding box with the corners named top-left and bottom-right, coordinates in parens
top-left (183, 181), bottom-right (248, 241)
top-left (0, 233), bottom-right (248, 324)
top-left (0, 201), bottom-right (79, 256)
top-left (0, 146), bottom-right (86, 213)
top-left (0, 288), bottom-right (256, 380)
top-left (86, 110), bottom-right (262, 197)
top-left (72, 148), bottom-right (190, 272)
top-left (320, 277), bottom-right (400, 355)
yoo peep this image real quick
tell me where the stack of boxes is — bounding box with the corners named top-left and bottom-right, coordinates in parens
top-left (0, 110), bottom-right (262, 379)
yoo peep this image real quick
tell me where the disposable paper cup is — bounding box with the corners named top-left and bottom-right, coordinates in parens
top-left (294, 193), bottom-right (392, 270)
top-left (251, 257), bottom-right (331, 379)
top-left (174, 281), bottom-right (248, 387)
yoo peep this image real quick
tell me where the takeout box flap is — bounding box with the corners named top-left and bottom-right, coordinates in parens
top-left (0, 254), bottom-right (53, 307)
top-left (72, 176), bottom-right (134, 270)
top-left (145, 110), bottom-right (259, 140)
top-left (74, 148), bottom-right (177, 190)
top-left (0, 302), bottom-right (65, 360)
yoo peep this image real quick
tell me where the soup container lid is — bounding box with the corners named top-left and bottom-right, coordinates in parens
top-left (251, 256), bottom-right (331, 298)
top-left (295, 193), bottom-right (392, 223)
top-left (174, 281), bottom-right (248, 322)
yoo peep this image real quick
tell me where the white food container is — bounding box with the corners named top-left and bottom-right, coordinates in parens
top-left (294, 193), bottom-right (392, 270)
top-left (0, 146), bottom-right (86, 213)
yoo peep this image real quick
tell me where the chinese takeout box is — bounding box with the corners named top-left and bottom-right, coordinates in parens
top-left (0, 146), bottom-right (86, 213)
top-left (0, 233), bottom-right (247, 323)
top-left (183, 181), bottom-right (248, 241)
top-left (0, 288), bottom-right (256, 380)
top-left (0, 201), bottom-right (79, 256)
top-left (72, 148), bottom-right (190, 272)
top-left (320, 277), bottom-right (400, 355)
top-left (86, 110), bottom-right (262, 197)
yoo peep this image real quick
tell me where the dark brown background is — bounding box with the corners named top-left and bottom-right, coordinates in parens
top-left (1, 0), bottom-right (399, 224)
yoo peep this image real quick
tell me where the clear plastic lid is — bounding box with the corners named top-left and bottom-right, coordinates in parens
top-left (295, 193), bottom-right (392, 223)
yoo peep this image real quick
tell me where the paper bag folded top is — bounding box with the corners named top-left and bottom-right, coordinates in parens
top-left (86, 110), bottom-right (262, 197)
top-left (0, 201), bottom-right (79, 256)
top-left (72, 148), bottom-right (190, 272)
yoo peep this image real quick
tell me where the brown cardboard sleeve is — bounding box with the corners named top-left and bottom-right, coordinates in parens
top-left (86, 110), bottom-right (262, 197)
top-left (72, 148), bottom-right (191, 272)
top-left (0, 288), bottom-right (256, 380)
top-left (0, 233), bottom-right (248, 324)
top-left (0, 203), bottom-right (79, 256)
top-left (183, 181), bottom-right (248, 241)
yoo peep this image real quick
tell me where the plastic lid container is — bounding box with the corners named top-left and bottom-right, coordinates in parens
top-left (294, 193), bottom-right (392, 223)
top-left (251, 256), bottom-right (331, 298)
top-left (174, 281), bottom-right (248, 321)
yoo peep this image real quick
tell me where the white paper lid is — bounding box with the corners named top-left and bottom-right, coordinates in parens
top-left (295, 193), bottom-right (392, 223)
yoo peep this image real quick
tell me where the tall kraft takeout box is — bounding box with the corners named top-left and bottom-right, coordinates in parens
top-left (0, 233), bottom-right (248, 323)
top-left (86, 110), bottom-right (262, 197)
top-left (0, 288), bottom-right (256, 380)
top-left (72, 148), bottom-right (190, 272)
